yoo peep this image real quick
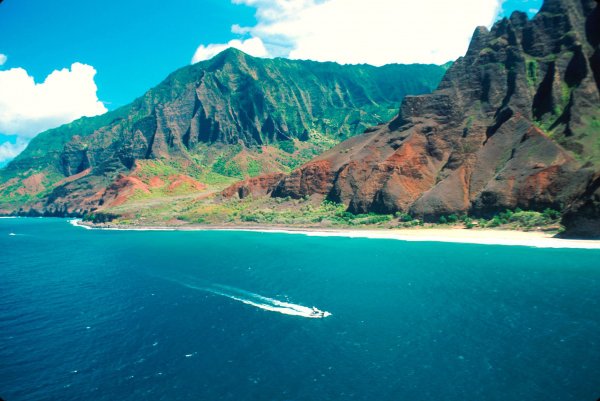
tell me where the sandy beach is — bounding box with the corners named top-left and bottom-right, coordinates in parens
top-left (69, 220), bottom-right (600, 249)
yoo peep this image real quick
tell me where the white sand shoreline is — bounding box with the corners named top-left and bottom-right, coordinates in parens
top-left (68, 219), bottom-right (600, 250)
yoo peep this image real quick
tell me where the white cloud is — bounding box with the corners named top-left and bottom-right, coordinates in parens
top-left (0, 54), bottom-right (6, 66)
top-left (195, 0), bottom-right (503, 66)
top-left (0, 62), bottom-right (106, 139)
top-left (191, 37), bottom-right (269, 64)
top-left (0, 140), bottom-right (27, 164)
top-left (239, 0), bottom-right (502, 65)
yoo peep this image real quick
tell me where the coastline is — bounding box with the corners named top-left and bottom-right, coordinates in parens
top-left (68, 219), bottom-right (600, 250)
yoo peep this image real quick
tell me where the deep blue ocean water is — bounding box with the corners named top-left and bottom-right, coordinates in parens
top-left (1, 218), bottom-right (599, 401)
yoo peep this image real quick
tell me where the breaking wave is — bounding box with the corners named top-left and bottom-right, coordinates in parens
top-left (68, 219), bottom-right (92, 229)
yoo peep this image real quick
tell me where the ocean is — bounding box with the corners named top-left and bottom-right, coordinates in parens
top-left (1, 218), bottom-right (599, 401)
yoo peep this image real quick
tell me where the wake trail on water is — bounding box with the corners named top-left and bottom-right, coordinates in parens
top-left (173, 279), bottom-right (331, 319)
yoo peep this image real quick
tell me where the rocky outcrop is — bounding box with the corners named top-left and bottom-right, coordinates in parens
top-left (221, 173), bottom-right (286, 199)
top-left (28, 170), bottom-right (207, 216)
top-left (0, 49), bottom-right (445, 216)
top-left (267, 0), bottom-right (600, 230)
top-left (562, 174), bottom-right (600, 237)
top-left (272, 161), bottom-right (336, 199)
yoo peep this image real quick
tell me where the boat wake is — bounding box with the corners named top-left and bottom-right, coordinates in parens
top-left (184, 283), bottom-right (331, 319)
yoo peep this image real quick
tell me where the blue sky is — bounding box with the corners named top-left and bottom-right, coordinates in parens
top-left (0, 0), bottom-right (541, 164)
top-left (501, 0), bottom-right (544, 17)
top-left (0, 0), bottom-right (256, 107)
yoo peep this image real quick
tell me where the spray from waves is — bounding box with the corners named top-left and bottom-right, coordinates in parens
top-left (181, 282), bottom-right (331, 319)
top-left (68, 219), bottom-right (93, 230)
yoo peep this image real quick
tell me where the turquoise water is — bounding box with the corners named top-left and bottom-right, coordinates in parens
top-left (1, 218), bottom-right (599, 401)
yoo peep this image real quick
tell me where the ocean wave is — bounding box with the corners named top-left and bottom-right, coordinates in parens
top-left (68, 219), bottom-right (93, 230)
top-left (68, 219), bottom-right (176, 231)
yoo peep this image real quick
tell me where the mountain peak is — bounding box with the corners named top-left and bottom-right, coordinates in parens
top-left (212, 47), bottom-right (251, 64)
top-left (218, 47), bottom-right (249, 58)
top-left (465, 26), bottom-right (491, 57)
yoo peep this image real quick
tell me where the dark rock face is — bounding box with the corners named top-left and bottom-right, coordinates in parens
top-left (0, 49), bottom-right (445, 216)
top-left (267, 0), bottom-right (600, 232)
top-left (562, 175), bottom-right (600, 237)
top-left (60, 136), bottom-right (90, 176)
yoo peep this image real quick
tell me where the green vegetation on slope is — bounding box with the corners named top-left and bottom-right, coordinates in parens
top-left (87, 190), bottom-right (563, 234)
top-left (0, 48), bottom-right (447, 215)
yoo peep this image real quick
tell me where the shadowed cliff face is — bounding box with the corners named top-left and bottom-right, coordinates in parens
top-left (250, 0), bottom-right (600, 235)
top-left (0, 49), bottom-right (445, 216)
top-left (562, 174), bottom-right (600, 237)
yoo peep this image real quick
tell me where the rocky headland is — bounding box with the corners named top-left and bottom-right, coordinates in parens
top-left (224, 0), bottom-right (600, 237)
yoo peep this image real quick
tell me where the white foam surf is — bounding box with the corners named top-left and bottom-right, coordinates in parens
top-left (68, 219), bottom-right (175, 231)
top-left (185, 283), bottom-right (331, 319)
top-left (68, 219), bottom-right (93, 230)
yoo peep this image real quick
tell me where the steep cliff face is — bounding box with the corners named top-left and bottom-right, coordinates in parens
top-left (562, 174), bottom-right (600, 237)
top-left (0, 49), bottom-right (445, 216)
top-left (261, 0), bottom-right (600, 232)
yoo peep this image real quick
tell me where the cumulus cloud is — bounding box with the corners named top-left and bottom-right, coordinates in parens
top-left (226, 0), bottom-right (503, 65)
top-left (192, 0), bottom-right (505, 65)
top-left (0, 62), bottom-right (106, 139)
top-left (191, 37), bottom-right (269, 64)
top-left (0, 54), bottom-right (6, 66)
top-left (0, 140), bottom-right (27, 165)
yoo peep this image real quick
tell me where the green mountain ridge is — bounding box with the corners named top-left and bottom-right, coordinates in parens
top-left (0, 48), bottom-right (446, 215)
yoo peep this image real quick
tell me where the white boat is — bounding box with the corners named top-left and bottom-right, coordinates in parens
top-left (310, 307), bottom-right (332, 318)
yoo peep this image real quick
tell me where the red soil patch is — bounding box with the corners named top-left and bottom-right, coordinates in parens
top-left (221, 172), bottom-right (286, 199)
top-left (521, 165), bottom-right (562, 198)
top-left (166, 175), bottom-right (206, 192)
top-left (16, 173), bottom-right (46, 195)
top-left (149, 176), bottom-right (165, 188)
top-left (103, 175), bottom-right (151, 207)
top-left (54, 168), bottom-right (92, 188)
